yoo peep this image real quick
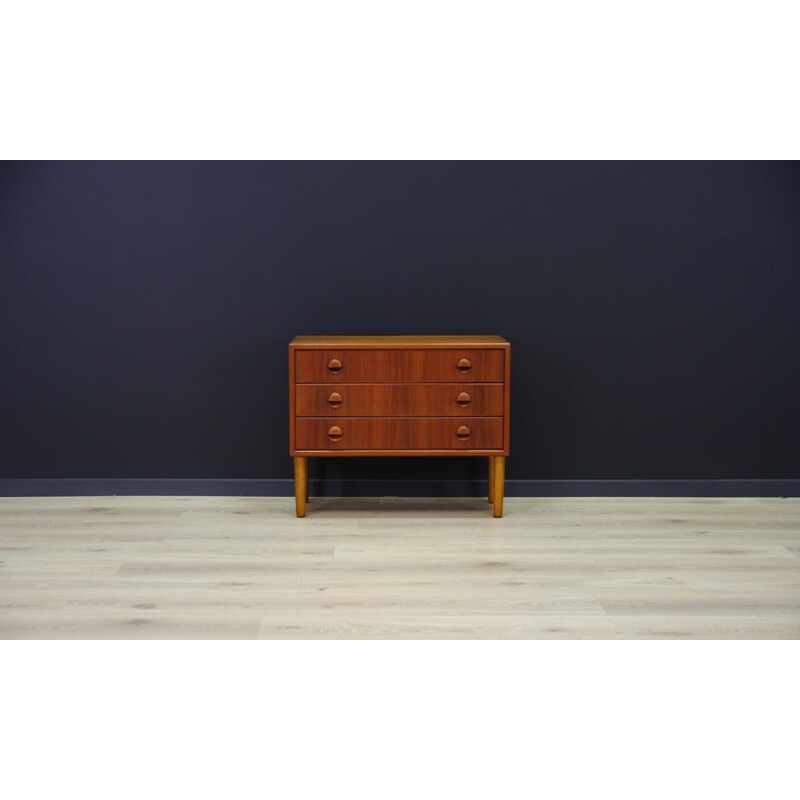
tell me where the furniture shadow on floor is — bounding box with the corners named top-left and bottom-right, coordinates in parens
top-left (301, 496), bottom-right (497, 516)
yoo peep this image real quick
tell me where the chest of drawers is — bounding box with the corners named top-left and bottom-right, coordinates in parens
top-left (289, 335), bottom-right (510, 517)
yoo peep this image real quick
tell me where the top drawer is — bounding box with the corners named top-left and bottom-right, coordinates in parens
top-left (295, 349), bottom-right (505, 383)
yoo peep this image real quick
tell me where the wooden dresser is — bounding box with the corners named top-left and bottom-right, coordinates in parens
top-left (289, 335), bottom-right (510, 517)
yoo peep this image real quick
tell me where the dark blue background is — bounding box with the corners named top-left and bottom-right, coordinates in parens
top-left (1, 161), bottom-right (799, 484)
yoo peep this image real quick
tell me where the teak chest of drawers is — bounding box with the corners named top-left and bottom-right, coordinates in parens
top-left (289, 335), bottom-right (510, 517)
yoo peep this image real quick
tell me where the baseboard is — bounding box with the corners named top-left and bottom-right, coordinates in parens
top-left (0, 478), bottom-right (797, 497)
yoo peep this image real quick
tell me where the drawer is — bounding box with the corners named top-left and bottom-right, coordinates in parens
top-left (294, 349), bottom-right (504, 383)
top-left (295, 384), bottom-right (504, 417)
top-left (295, 417), bottom-right (504, 451)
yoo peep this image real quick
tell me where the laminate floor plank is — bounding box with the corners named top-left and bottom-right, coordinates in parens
top-left (1, 496), bottom-right (798, 639)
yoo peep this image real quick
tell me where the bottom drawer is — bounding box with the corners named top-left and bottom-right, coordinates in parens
top-left (295, 417), bottom-right (503, 451)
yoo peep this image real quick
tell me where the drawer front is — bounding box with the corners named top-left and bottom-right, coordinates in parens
top-left (296, 417), bottom-right (504, 451)
top-left (295, 349), bottom-right (504, 383)
top-left (296, 384), bottom-right (504, 417)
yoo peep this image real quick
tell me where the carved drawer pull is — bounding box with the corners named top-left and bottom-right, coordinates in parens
top-left (456, 391), bottom-right (471, 408)
top-left (328, 392), bottom-right (343, 408)
top-left (456, 425), bottom-right (471, 441)
top-left (327, 425), bottom-right (343, 441)
top-left (327, 358), bottom-right (343, 374)
top-left (456, 358), bottom-right (472, 374)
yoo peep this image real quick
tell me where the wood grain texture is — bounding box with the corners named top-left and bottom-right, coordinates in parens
top-left (288, 339), bottom-right (296, 454)
top-left (290, 335), bottom-right (509, 348)
top-left (295, 417), bottom-right (504, 451)
top-left (1, 496), bottom-right (798, 639)
top-left (294, 349), bottom-right (505, 383)
top-left (293, 457), bottom-right (307, 517)
top-left (491, 456), bottom-right (505, 518)
top-left (503, 344), bottom-right (511, 453)
top-left (288, 336), bottom-right (510, 514)
top-left (295, 383), bottom-right (504, 417)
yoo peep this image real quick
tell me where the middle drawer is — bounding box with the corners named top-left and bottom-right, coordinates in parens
top-left (296, 383), bottom-right (504, 417)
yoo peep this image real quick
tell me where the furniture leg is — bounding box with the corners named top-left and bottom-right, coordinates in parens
top-left (492, 456), bottom-right (505, 518)
top-left (294, 456), bottom-right (308, 517)
top-left (488, 456), bottom-right (494, 503)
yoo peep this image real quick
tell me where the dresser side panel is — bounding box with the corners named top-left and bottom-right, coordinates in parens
top-left (504, 345), bottom-right (511, 455)
top-left (288, 345), bottom-right (296, 454)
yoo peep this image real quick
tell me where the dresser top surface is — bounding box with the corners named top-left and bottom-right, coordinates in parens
top-left (290, 335), bottom-right (509, 349)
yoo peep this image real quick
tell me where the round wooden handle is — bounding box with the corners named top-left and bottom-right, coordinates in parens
top-left (456, 425), bottom-right (471, 441)
top-left (327, 358), bottom-right (343, 374)
top-left (327, 425), bottom-right (343, 441)
top-left (456, 391), bottom-right (471, 407)
top-left (456, 358), bottom-right (472, 374)
top-left (328, 392), bottom-right (343, 408)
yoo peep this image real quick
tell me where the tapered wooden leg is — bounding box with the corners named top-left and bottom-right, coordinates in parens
top-left (492, 456), bottom-right (505, 518)
top-left (294, 456), bottom-right (308, 518)
top-left (488, 456), bottom-right (495, 503)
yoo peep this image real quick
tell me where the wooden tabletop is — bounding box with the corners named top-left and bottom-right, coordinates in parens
top-left (289, 335), bottom-right (509, 348)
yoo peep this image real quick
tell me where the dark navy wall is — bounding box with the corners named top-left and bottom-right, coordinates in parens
top-left (1, 161), bottom-right (799, 488)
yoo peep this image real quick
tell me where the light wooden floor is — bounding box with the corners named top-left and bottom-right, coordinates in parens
top-left (1, 496), bottom-right (798, 639)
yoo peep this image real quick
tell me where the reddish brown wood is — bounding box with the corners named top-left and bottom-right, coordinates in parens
top-left (288, 342), bottom-right (296, 454)
top-left (295, 384), bottom-right (504, 417)
top-left (290, 335), bottom-right (507, 348)
top-left (504, 344), bottom-right (511, 454)
top-left (296, 417), bottom-right (504, 451)
top-left (289, 337), bottom-right (510, 516)
top-left (327, 425), bottom-right (343, 441)
top-left (295, 349), bottom-right (504, 383)
top-left (288, 449), bottom-right (502, 457)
